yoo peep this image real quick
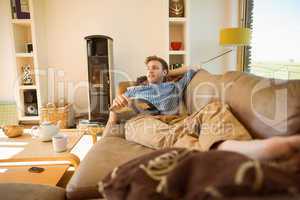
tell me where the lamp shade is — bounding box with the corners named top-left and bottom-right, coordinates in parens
top-left (219, 28), bottom-right (251, 46)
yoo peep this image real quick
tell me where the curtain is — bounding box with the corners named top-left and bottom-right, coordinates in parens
top-left (243, 0), bottom-right (254, 72)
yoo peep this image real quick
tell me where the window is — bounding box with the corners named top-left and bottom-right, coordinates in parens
top-left (244, 0), bottom-right (300, 79)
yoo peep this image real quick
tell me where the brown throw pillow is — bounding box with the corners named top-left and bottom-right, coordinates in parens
top-left (99, 149), bottom-right (300, 200)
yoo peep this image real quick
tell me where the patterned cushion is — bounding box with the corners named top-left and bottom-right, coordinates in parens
top-left (100, 149), bottom-right (300, 200)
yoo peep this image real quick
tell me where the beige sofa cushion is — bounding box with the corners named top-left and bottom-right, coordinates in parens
top-left (0, 183), bottom-right (65, 200)
top-left (184, 69), bottom-right (222, 114)
top-left (223, 71), bottom-right (300, 138)
top-left (66, 137), bottom-right (153, 200)
top-left (185, 69), bottom-right (300, 139)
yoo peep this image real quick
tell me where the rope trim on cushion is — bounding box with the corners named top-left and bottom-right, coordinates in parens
top-left (111, 167), bottom-right (119, 179)
top-left (234, 160), bottom-right (264, 191)
top-left (98, 181), bottom-right (108, 200)
top-left (204, 186), bottom-right (223, 198)
top-left (139, 149), bottom-right (191, 193)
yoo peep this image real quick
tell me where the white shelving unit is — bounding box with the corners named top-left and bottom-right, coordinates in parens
top-left (10, 0), bottom-right (48, 122)
top-left (167, 0), bottom-right (190, 70)
top-left (12, 19), bottom-right (32, 26)
top-left (15, 52), bottom-right (34, 57)
top-left (19, 85), bottom-right (37, 90)
top-left (19, 116), bottom-right (40, 121)
top-left (169, 17), bottom-right (186, 23)
top-left (169, 50), bottom-right (186, 55)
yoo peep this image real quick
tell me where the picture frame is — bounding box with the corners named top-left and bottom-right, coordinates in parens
top-left (15, 0), bottom-right (30, 19)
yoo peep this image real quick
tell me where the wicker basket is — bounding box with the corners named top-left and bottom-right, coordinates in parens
top-left (40, 103), bottom-right (74, 129)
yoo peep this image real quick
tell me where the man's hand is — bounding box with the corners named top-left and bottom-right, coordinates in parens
top-left (167, 66), bottom-right (188, 77)
top-left (110, 94), bottom-right (129, 111)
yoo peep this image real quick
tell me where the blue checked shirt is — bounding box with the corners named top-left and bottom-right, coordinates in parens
top-left (124, 69), bottom-right (197, 114)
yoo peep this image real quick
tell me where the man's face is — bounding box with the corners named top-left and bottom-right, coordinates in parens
top-left (146, 60), bottom-right (167, 84)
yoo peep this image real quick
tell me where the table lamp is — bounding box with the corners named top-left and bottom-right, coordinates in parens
top-left (201, 27), bottom-right (252, 64)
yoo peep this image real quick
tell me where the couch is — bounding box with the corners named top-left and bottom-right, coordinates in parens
top-left (66, 69), bottom-right (300, 200)
top-left (2, 69), bottom-right (299, 200)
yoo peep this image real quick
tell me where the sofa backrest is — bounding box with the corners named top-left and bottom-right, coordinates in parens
top-left (185, 69), bottom-right (300, 139)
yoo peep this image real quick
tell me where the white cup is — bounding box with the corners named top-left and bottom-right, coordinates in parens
top-left (52, 134), bottom-right (68, 153)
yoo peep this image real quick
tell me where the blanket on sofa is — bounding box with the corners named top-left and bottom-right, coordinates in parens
top-left (125, 101), bottom-right (252, 151)
top-left (99, 149), bottom-right (300, 200)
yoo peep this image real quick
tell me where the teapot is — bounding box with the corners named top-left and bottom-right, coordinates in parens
top-left (31, 121), bottom-right (61, 142)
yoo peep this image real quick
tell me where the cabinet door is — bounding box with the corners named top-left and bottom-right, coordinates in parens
top-left (87, 39), bottom-right (109, 121)
top-left (88, 56), bottom-right (110, 121)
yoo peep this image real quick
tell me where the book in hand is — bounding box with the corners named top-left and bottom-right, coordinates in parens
top-left (109, 98), bottom-right (160, 122)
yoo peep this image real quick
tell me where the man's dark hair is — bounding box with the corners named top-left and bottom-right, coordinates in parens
top-left (136, 75), bottom-right (148, 85)
top-left (145, 55), bottom-right (169, 74)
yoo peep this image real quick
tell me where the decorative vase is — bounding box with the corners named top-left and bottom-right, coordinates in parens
top-left (170, 41), bottom-right (182, 50)
top-left (169, 0), bottom-right (184, 17)
top-left (22, 64), bottom-right (33, 85)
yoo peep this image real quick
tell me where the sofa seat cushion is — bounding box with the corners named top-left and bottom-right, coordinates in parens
top-left (0, 183), bottom-right (65, 200)
top-left (66, 136), bottom-right (153, 200)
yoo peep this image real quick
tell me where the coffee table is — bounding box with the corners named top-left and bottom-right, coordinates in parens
top-left (0, 164), bottom-right (69, 186)
top-left (0, 129), bottom-right (84, 186)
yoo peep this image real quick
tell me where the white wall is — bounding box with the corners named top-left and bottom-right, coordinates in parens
top-left (0, 0), bottom-right (239, 112)
top-left (44, 0), bottom-right (168, 113)
top-left (189, 0), bottom-right (239, 74)
top-left (0, 0), bottom-right (17, 102)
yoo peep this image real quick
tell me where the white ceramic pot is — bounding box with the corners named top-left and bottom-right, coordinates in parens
top-left (30, 121), bottom-right (60, 142)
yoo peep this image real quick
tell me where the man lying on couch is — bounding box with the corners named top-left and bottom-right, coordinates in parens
top-left (103, 55), bottom-right (300, 161)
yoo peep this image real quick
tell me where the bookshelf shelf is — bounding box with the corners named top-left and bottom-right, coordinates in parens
top-left (16, 53), bottom-right (33, 57)
top-left (19, 85), bottom-right (37, 90)
top-left (19, 116), bottom-right (40, 121)
top-left (169, 17), bottom-right (186, 24)
top-left (12, 19), bottom-right (32, 26)
top-left (168, 50), bottom-right (186, 55)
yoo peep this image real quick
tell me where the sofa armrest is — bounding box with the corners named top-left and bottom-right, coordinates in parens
top-left (102, 122), bottom-right (125, 139)
top-left (118, 81), bottom-right (136, 95)
top-left (66, 137), bottom-right (153, 200)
